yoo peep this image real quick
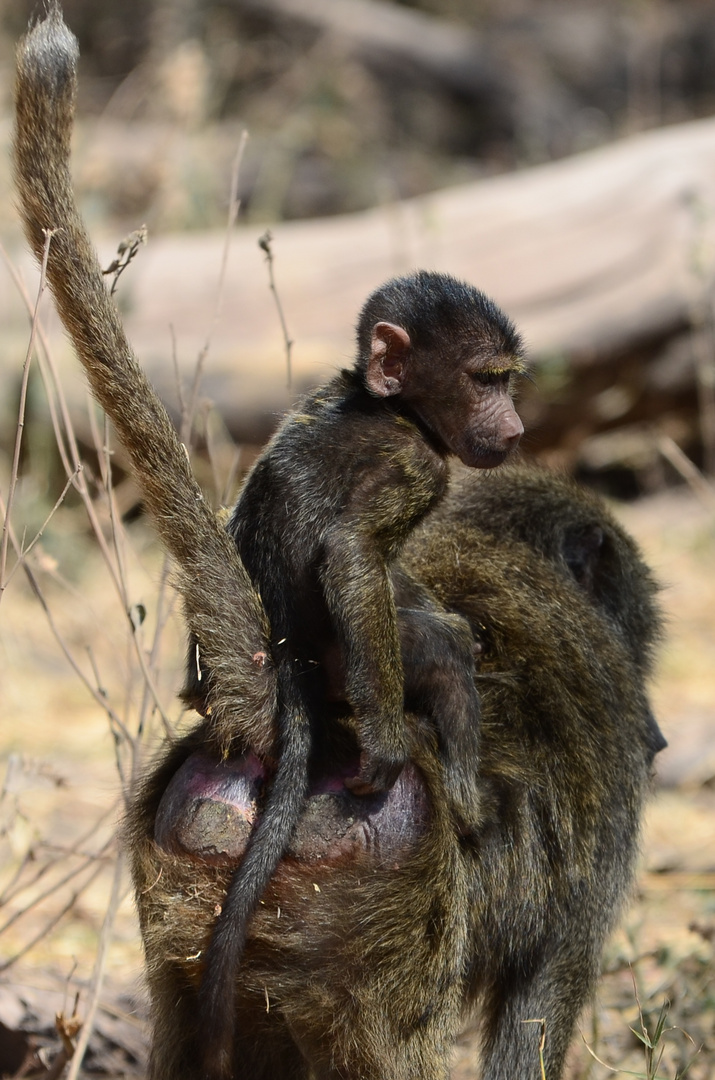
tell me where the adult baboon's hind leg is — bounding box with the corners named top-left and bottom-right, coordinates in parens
top-left (147, 972), bottom-right (310, 1080)
top-left (477, 944), bottom-right (598, 1080)
top-left (289, 1025), bottom-right (455, 1080)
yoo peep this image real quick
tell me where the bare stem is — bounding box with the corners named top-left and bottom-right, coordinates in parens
top-left (3, 465), bottom-right (81, 588)
top-left (102, 225), bottom-right (147, 297)
top-left (657, 433), bottom-right (715, 512)
top-left (0, 228), bottom-right (55, 602)
top-left (185, 131), bottom-right (249, 437)
top-left (0, 809), bottom-right (114, 907)
top-left (0, 841), bottom-right (112, 938)
top-left (258, 229), bottom-right (294, 390)
top-left (65, 853), bottom-right (127, 1080)
top-left (0, 490), bottom-right (134, 748)
top-left (0, 863), bottom-right (105, 973)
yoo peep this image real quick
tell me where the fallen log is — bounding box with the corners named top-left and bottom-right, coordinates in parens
top-left (4, 115), bottom-right (715, 474)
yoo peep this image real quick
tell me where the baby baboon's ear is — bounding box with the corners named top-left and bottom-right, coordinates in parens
top-left (365, 322), bottom-right (411, 397)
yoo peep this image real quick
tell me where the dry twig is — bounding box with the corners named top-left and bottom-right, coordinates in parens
top-left (0, 228), bottom-right (55, 603)
top-left (258, 229), bottom-right (294, 390)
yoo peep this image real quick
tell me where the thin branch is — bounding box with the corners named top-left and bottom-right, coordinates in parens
top-left (131, 641), bottom-right (174, 741)
top-left (0, 491), bottom-right (132, 742)
top-left (0, 228), bottom-right (56, 602)
top-left (204, 405), bottom-right (240, 506)
top-left (102, 225), bottom-right (147, 296)
top-left (132, 136), bottom-right (251, 756)
top-left (0, 258), bottom-right (154, 723)
top-left (0, 841), bottom-right (112, 939)
top-left (0, 863), bottom-right (105, 973)
top-left (522, 1019), bottom-right (547, 1080)
top-left (0, 245), bottom-right (126, 597)
top-left (135, 556), bottom-right (179, 750)
top-left (3, 465), bottom-right (82, 588)
top-left (31, 327), bottom-right (172, 737)
top-left (185, 131), bottom-right (249, 438)
top-left (0, 246), bottom-right (73, 482)
top-left (13, 265), bottom-right (175, 755)
top-left (91, 407), bottom-right (174, 741)
top-left (170, 323), bottom-right (187, 428)
top-left (103, 414), bottom-right (128, 592)
top-left (95, 410), bottom-right (130, 611)
top-left (258, 229), bottom-right (294, 390)
top-left (87, 391), bottom-right (110, 489)
top-left (65, 853), bottom-right (127, 1080)
top-left (83, 645), bottom-right (132, 747)
top-left (0, 809), bottom-right (114, 907)
top-left (657, 433), bottom-right (715, 512)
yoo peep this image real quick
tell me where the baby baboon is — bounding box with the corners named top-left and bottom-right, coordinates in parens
top-left (193, 269), bottom-right (524, 1075)
top-left (127, 463), bottom-right (664, 1080)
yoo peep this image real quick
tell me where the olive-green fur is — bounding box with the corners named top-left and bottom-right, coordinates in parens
top-left (126, 464), bottom-right (662, 1080)
top-left (14, 9), bottom-right (662, 1076)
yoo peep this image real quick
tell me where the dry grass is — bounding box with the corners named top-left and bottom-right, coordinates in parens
top-left (0, 234), bottom-right (204, 1074)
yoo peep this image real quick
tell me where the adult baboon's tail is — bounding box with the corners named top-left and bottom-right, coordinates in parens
top-left (13, 3), bottom-right (275, 753)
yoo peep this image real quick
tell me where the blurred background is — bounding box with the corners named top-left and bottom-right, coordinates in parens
top-left (3, 0), bottom-right (715, 486)
top-left (0, 1), bottom-right (714, 1077)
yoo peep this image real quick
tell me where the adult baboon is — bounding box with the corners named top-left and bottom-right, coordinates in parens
top-left (14, 13), bottom-right (528, 1072)
top-left (128, 464), bottom-right (664, 1080)
top-left (14, 8), bottom-right (663, 1076)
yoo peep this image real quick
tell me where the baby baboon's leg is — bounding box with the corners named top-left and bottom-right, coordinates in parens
top-left (398, 606), bottom-right (481, 830)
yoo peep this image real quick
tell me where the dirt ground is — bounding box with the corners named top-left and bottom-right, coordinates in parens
top-left (0, 480), bottom-right (714, 1077)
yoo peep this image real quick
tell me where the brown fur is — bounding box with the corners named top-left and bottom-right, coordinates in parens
top-left (125, 464), bottom-right (663, 1080)
top-left (14, 12), bottom-right (527, 1076)
top-left (14, 9), bottom-right (663, 1076)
